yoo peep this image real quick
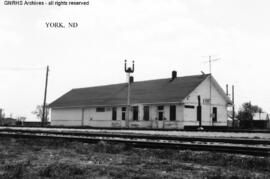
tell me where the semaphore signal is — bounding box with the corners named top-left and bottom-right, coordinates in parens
top-left (124, 60), bottom-right (134, 127)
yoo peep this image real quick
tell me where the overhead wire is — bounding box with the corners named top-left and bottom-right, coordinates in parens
top-left (0, 67), bottom-right (45, 71)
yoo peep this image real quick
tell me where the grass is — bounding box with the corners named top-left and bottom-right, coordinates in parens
top-left (0, 137), bottom-right (269, 178)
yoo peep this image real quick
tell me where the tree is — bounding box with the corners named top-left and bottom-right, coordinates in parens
top-left (237, 102), bottom-right (263, 128)
top-left (32, 104), bottom-right (49, 122)
top-left (0, 109), bottom-right (5, 126)
top-left (16, 116), bottom-right (26, 126)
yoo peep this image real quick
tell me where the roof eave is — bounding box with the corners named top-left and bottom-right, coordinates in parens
top-left (50, 101), bottom-right (184, 109)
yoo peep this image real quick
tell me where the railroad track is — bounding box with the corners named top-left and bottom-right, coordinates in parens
top-left (1, 128), bottom-right (270, 145)
top-left (0, 128), bottom-right (269, 157)
top-left (2, 126), bottom-right (270, 133)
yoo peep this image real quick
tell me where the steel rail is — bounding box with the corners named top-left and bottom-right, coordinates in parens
top-left (0, 132), bottom-right (269, 157)
top-left (0, 128), bottom-right (269, 145)
top-left (1, 126), bottom-right (270, 133)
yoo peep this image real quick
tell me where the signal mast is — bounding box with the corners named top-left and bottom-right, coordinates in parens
top-left (124, 60), bottom-right (134, 127)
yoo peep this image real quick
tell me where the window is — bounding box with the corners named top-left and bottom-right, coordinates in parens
top-left (170, 105), bottom-right (176, 121)
top-left (157, 106), bottom-right (164, 110)
top-left (122, 107), bottom-right (126, 120)
top-left (203, 99), bottom-right (211, 104)
top-left (96, 107), bottom-right (105, 112)
top-left (212, 107), bottom-right (217, 122)
top-left (112, 107), bottom-right (117, 121)
top-left (132, 106), bottom-right (139, 121)
top-left (143, 106), bottom-right (149, 121)
top-left (184, 105), bottom-right (195, 109)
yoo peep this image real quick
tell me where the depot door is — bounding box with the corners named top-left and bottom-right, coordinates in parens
top-left (112, 107), bottom-right (117, 121)
top-left (132, 106), bottom-right (138, 121)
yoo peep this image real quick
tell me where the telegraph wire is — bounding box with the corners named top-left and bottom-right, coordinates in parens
top-left (0, 65), bottom-right (50, 126)
top-left (0, 67), bottom-right (45, 71)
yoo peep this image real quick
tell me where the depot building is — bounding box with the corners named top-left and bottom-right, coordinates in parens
top-left (49, 71), bottom-right (232, 129)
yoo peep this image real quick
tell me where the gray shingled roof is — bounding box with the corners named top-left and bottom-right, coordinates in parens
top-left (49, 74), bottom-right (210, 108)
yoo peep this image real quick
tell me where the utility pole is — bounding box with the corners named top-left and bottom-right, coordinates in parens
top-left (232, 85), bottom-right (235, 128)
top-left (197, 95), bottom-right (203, 130)
top-left (203, 56), bottom-right (220, 125)
top-left (124, 60), bottom-right (134, 128)
top-left (0, 109), bottom-right (2, 126)
top-left (42, 65), bottom-right (49, 127)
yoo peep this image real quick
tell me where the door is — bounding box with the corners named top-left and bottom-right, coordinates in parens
top-left (112, 107), bottom-right (117, 121)
top-left (143, 106), bottom-right (149, 121)
top-left (157, 106), bottom-right (164, 128)
top-left (132, 106), bottom-right (138, 121)
top-left (170, 105), bottom-right (176, 121)
top-left (212, 107), bottom-right (217, 122)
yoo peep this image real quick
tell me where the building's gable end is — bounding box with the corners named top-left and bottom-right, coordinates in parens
top-left (182, 76), bottom-right (229, 106)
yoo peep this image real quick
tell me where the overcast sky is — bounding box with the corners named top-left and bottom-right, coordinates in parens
top-left (0, 0), bottom-right (270, 121)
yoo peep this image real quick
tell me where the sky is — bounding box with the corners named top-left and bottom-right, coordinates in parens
top-left (0, 0), bottom-right (270, 121)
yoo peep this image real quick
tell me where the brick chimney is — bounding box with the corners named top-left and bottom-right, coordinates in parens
top-left (171, 71), bottom-right (177, 80)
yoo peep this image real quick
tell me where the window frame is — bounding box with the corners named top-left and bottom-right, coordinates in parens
top-left (184, 105), bottom-right (195, 109)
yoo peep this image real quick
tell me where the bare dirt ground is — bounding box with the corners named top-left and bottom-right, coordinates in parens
top-left (0, 137), bottom-right (269, 179)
